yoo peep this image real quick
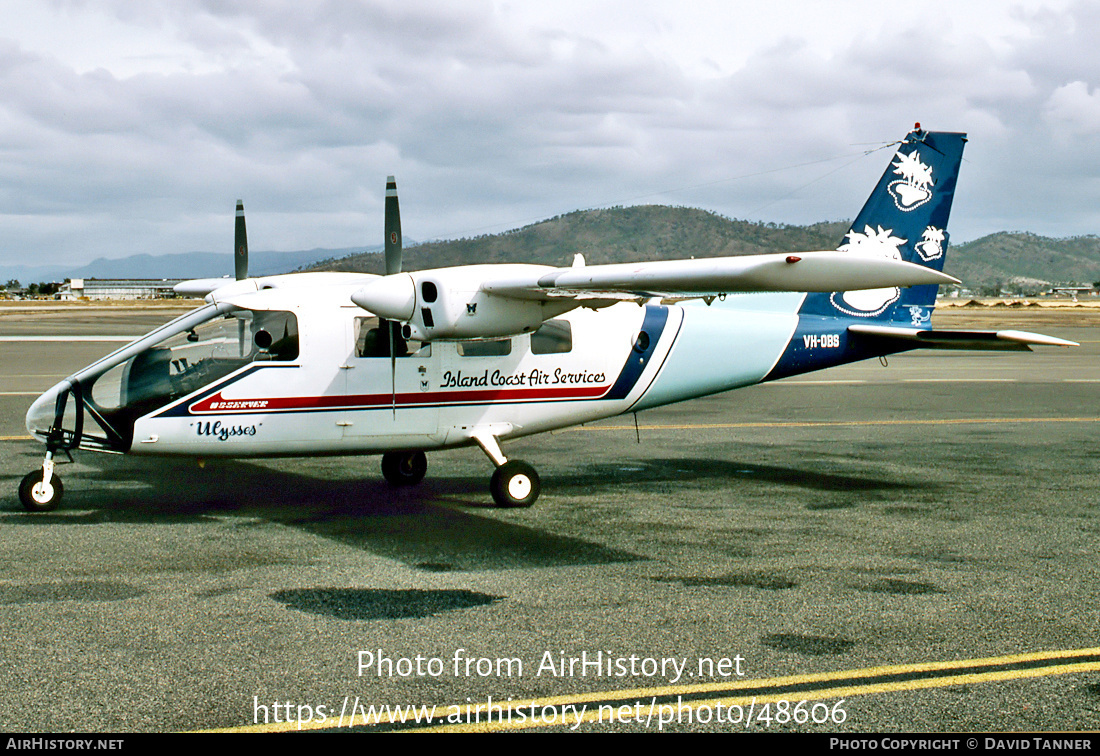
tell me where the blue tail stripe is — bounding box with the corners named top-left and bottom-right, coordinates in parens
top-left (766, 128), bottom-right (966, 382)
top-left (797, 128), bottom-right (966, 322)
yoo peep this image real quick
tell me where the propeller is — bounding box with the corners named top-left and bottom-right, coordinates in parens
top-left (234, 200), bottom-right (248, 356)
top-left (383, 177), bottom-right (402, 415)
top-left (384, 176), bottom-right (402, 275)
top-left (234, 199), bottom-right (248, 281)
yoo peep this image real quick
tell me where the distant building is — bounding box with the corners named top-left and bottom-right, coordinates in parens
top-left (61, 278), bottom-right (184, 300)
top-left (1048, 285), bottom-right (1098, 302)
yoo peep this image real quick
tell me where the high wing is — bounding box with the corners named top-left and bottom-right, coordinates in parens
top-left (479, 251), bottom-right (958, 301)
top-left (352, 252), bottom-right (958, 341)
top-left (848, 324), bottom-right (1078, 351)
top-left (174, 277), bottom-right (234, 297)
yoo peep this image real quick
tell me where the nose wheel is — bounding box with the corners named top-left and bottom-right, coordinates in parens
top-left (19, 455), bottom-right (63, 512)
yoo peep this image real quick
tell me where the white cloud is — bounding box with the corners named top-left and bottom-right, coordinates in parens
top-left (0, 0), bottom-right (1097, 267)
top-left (1044, 80), bottom-right (1100, 137)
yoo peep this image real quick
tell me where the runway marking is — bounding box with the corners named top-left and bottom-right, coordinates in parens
top-left (0, 335), bottom-right (140, 342)
top-left (0, 435), bottom-right (31, 441)
top-left (572, 416), bottom-right (1100, 432)
top-left (901, 378), bottom-right (1015, 383)
top-left (209, 646), bottom-right (1100, 733)
top-left (778, 379), bottom-right (866, 385)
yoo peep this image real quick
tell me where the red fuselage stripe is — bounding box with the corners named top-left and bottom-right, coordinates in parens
top-left (189, 385), bottom-right (611, 414)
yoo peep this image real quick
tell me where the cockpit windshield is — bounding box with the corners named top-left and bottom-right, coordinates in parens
top-left (26, 305), bottom-right (298, 453)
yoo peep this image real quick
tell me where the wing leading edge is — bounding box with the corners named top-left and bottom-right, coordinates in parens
top-left (480, 252), bottom-right (959, 302)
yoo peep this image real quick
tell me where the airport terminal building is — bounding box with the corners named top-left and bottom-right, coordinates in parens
top-left (60, 278), bottom-right (184, 300)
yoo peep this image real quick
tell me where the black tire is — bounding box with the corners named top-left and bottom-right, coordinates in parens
top-left (381, 451), bottom-right (427, 486)
top-left (19, 470), bottom-right (63, 513)
top-left (489, 460), bottom-right (540, 508)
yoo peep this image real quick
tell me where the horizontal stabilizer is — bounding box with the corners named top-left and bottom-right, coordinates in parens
top-left (481, 252), bottom-right (958, 301)
top-left (848, 324), bottom-right (1079, 351)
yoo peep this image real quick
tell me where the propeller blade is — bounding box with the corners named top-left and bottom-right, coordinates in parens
top-left (234, 199), bottom-right (248, 281)
top-left (383, 176), bottom-right (404, 412)
top-left (384, 176), bottom-right (402, 275)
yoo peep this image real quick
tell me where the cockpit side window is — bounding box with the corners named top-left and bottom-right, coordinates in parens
top-left (82, 308), bottom-right (298, 446)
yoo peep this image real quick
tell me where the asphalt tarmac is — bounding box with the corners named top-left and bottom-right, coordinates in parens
top-left (1, 303), bottom-right (1098, 733)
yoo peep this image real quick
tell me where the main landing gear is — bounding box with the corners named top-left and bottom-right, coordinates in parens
top-left (489, 460), bottom-right (540, 508)
top-left (472, 431), bottom-right (541, 508)
top-left (379, 434), bottom-right (542, 508)
top-left (381, 451), bottom-right (428, 486)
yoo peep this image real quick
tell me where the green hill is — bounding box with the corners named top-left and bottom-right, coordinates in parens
top-left (948, 232), bottom-right (1100, 292)
top-left (306, 205), bottom-right (1100, 291)
top-left (308, 206), bottom-right (848, 273)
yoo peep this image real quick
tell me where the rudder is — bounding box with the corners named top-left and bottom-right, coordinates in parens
top-left (799, 126), bottom-right (967, 325)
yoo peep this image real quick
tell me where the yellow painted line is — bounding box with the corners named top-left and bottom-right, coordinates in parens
top-left (0, 435), bottom-right (31, 441)
top-left (204, 646), bottom-right (1100, 733)
top-left (570, 416), bottom-right (1100, 432)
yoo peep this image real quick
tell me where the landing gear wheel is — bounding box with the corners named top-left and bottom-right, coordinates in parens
top-left (19, 470), bottom-right (63, 513)
top-left (490, 460), bottom-right (540, 508)
top-left (381, 451), bottom-right (427, 486)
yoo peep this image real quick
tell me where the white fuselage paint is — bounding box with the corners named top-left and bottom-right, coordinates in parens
top-left (29, 285), bottom-right (808, 459)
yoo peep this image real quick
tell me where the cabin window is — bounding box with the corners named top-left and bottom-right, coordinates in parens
top-left (457, 338), bottom-right (511, 357)
top-left (355, 317), bottom-right (430, 358)
top-left (530, 319), bottom-right (572, 354)
top-left (90, 308), bottom-right (297, 414)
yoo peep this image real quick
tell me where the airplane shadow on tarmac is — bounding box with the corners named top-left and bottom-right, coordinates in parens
top-left (1, 444), bottom-right (923, 574)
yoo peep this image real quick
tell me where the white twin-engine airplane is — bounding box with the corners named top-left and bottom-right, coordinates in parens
top-left (20, 126), bottom-right (1076, 512)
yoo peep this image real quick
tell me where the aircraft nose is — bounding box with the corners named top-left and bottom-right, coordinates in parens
top-left (25, 381), bottom-right (65, 441)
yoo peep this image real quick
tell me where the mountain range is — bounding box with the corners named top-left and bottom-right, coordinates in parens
top-left (6, 207), bottom-right (1100, 292)
top-left (307, 206), bottom-right (1100, 292)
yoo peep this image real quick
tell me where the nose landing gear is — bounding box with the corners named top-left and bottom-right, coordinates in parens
top-left (19, 454), bottom-right (62, 513)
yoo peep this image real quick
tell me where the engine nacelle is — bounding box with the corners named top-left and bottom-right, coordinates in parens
top-left (351, 265), bottom-right (576, 341)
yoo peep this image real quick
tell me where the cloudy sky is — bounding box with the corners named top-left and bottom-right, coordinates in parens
top-left (2, 0), bottom-right (1099, 268)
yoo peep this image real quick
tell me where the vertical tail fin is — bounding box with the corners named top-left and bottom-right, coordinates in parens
top-left (799, 126), bottom-right (966, 325)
